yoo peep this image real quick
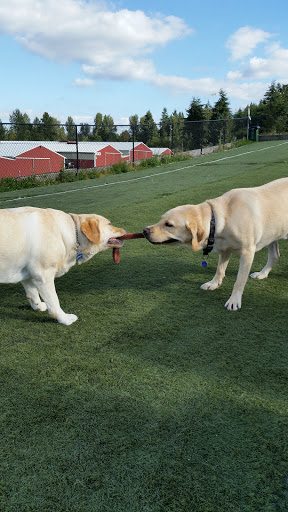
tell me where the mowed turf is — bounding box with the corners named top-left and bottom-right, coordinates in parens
top-left (1, 141), bottom-right (288, 511)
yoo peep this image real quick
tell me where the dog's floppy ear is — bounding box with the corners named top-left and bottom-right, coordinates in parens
top-left (80, 218), bottom-right (100, 245)
top-left (186, 217), bottom-right (206, 251)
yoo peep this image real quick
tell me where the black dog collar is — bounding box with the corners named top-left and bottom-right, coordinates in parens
top-left (202, 209), bottom-right (215, 266)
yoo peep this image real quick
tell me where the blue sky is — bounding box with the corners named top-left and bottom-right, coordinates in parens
top-left (1, 0), bottom-right (288, 126)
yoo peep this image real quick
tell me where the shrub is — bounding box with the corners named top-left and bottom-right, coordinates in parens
top-left (146, 156), bottom-right (159, 167)
top-left (160, 155), bottom-right (171, 165)
top-left (111, 161), bottom-right (130, 174)
top-left (86, 169), bottom-right (100, 179)
top-left (57, 170), bottom-right (76, 183)
top-left (77, 170), bottom-right (87, 180)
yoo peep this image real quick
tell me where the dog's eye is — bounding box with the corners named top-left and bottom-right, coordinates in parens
top-left (165, 221), bottom-right (174, 228)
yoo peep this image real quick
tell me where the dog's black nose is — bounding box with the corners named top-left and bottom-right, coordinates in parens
top-left (143, 227), bottom-right (151, 238)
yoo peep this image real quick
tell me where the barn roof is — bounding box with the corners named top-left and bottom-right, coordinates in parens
top-left (150, 147), bottom-right (171, 155)
top-left (0, 140), bottom-right (170, 159)
top-left (0, 141), bottom-right (122, 158)
top-left (110, 142), bottom-right (152, 151)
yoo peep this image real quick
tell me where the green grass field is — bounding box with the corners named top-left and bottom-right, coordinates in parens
top-left (1, 141), bottom-right (288, 511)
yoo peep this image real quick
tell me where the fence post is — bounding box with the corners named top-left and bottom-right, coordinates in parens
top-left (247, 105), bottom-right (251, 140)
top-left (170, 124), bottom-right (174, 153)
top-left (132, 125), bottom-right (135, 167)
top-left (200, 121), bottom-right (204, 155)
top-left (75, 125), bottom-right (79, 175)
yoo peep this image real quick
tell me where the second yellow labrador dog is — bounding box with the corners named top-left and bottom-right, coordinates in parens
top-left (143, 177), bottom-right (288, 311)
top-left (0, 207), bottom-right (126, 325)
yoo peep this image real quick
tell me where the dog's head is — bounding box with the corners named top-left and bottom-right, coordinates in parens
top-left (143, 205), bottom-right (207, 251)
top-left (77, 214), bottom-right (126, 255)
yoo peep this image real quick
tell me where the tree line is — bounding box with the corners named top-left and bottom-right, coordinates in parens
top-left (1, 82), bottom-right (287, 150)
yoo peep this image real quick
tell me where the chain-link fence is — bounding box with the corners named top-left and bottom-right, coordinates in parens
top-left (0, 117), bottom-right (249, 180)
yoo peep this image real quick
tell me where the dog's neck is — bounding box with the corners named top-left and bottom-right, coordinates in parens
top-left (69, 214), bottom-right (83, 262)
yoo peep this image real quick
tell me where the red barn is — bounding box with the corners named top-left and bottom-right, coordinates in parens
top-left (0, 157), bottom-right (32, 179)
top-left (0, 146), bottom-right (64, 179)
top-left (78, 143), bottom-right (122, 168)
top-left (132, 143), bottom-right (153, 161)
top-left (16, 146), bottom-right (65, 175)
top-left (111, 142), bottom-right (153, 162)
top-left (43, 142), bottom-right (122, 169)
top-left (150, 147), bottom-right (172, 157)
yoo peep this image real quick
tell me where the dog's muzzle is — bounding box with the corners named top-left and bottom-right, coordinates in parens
top-left (143, 227), bottom-right (178, 245)
top-left (143, 227), bottom-right (152, 240)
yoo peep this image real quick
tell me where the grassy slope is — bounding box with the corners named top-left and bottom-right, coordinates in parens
top-left (1, 142), bottom-right (288, 511)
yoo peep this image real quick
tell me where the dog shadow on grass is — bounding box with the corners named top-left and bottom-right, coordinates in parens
top-left (0, 246), bottom-right (286, 327)
top-left (1, 251), bottom-right (287, 509)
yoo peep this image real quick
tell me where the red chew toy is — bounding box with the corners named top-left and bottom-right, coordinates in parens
top-left (112, 232), bottom-right (144, 264)
top-left (117, 232), bottom-right (145, 240)
top-left (113, 247), bottom-right (120, 264)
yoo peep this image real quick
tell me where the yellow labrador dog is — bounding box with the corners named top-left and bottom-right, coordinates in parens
top-left (0, 207), bottom-right (126, 325)
top-left (143, 178), bottom-right (288, 311)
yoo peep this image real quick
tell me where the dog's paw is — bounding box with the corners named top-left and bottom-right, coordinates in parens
top-left (200, 280), bottom-right (220, 291)
top-left (224, 296), bottom-right (241, 311)
top-left (58, 313), bottom-right (78, 326)
top-left (250, 271), bottom-right (268, 280)
top-left (31, 301), bottom-right (47, 312)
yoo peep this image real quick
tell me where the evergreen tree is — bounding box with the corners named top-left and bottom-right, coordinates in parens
top-left (170, 110), bottom-right (184, 151)
top-left (202, 102), bottom-right (213, 145)
top-left (65, 116), bottom-right (76, 140)
top-left (138, 111), bottom-right (158, 146)
top-left (209, 90), bottom-right (231, 145)
top-left (119, 129), bottom-right (130, 142)
top-left (99, 115), bottom-right (117, 141)
top-left (129, 114), bottom-right (140, 141)
top-left (31, 117), bottom-right (42, 140)
top-left (78, 123), bottom-right (91, 141)
top-left (232, 108), bottom-right (249, 140)
top-left (203, 102), bottom-right (212, 120)
top-left (37, 112), bottom-right (65, 140)
top-left (93, 113), bottom-right (103, 141)
top-left (260, 82), bottom-right (288, 133)
top-left (211, 89), bottom-right (231, 120)
top-left (185, 97), bottom-right (205, 150)
top-left (9, 109), bottom-right (32, 140)
top-left (159, 108), bottom-right (170, 146)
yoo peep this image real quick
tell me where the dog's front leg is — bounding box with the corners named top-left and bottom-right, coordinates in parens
top-left (22, 279), bottom-right (47, 312)
top-left (225, 248), bottom-right (255, 311)
top-left (201, 250), bottom-right (231, 291)
top-left (34, 276), bottom-right (78, 325)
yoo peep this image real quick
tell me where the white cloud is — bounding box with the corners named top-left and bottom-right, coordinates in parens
top-left (243, 42), bottom-right (288, 79)
top-left (226, 40), bottom-right (288, 81)
top-left (222, 28), bottom-right (288, 105)
top-left (82, 58), bottom-right (157, 81)
top-left (226, 71), bottom-right (243, 81)
top-left (149, 75), bottom-right (218, 96)
top-left (0, 0), bottom-right (191, 73)
top-left (147, 73), bottom-right (267, 105)
top-left (73, 78), bottom-right (95, 87)
top-left (224, 81), bottom-right (269, 104)
top-left (226, 26), bottom-right (272, 61)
